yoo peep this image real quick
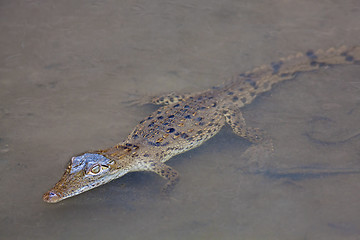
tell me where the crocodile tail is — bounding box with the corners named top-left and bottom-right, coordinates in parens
top-left (221, 46), bottom-right (360, 106)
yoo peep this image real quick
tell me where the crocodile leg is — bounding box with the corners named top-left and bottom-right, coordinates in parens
top-left (148, 92), bottom-right (188, 105)
top-left (149, 162), bottom-right (180, 192)
top-left (223, 108), bottom-right (267, 143)
top-left (127, 92), bottom-right (188, 106)
top-left (223, 107), bottom-right (274, 170)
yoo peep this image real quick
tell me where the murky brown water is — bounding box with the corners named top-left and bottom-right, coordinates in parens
top-left (1, 0), bottom-right (360, 239)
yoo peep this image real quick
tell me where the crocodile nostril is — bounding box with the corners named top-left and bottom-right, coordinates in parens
top-left (42, 191), bottom-right (61, 203)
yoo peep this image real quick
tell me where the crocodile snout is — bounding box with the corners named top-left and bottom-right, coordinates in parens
top-left (43, 190), bottom-right (61, 203)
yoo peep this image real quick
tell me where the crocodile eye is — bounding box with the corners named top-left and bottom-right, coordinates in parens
top-left (108, 160), bottom-right (115, 165)
top-left (89, 164), bottom-right (101, 175)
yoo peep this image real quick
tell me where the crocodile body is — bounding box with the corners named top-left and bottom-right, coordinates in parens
top-left (43, 46), bottom-right (360, 203)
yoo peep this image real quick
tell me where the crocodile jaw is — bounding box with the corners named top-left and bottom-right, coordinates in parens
top-left (42, 174), bottom-right (114, 203)
top-left (42, 153), bottom-right (129, 203)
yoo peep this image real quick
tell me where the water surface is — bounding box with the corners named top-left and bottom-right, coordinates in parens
top-left (1, 0), bottom-right (360, 239)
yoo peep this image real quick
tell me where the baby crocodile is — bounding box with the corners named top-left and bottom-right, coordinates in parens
top-left (43, 46), bottom-right (360, 203)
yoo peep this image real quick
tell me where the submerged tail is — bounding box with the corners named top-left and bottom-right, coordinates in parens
top-left (220, 46), bottom-right (360, 106)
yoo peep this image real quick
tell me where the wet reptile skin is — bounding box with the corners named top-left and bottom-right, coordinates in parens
top-left (43, 46), bottom-right (360, 203)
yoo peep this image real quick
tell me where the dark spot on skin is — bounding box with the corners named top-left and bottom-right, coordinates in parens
top-left (232, 96), bottom-right (239, 102)
top-left (125, 143), bottom-right (132, 147)
top-left (196, 117), bottom-right (203, 121)
top-left (159, 97), bottom-right (164, 101)
top-left (345, 55), bottom-right (354, 62)
top-left (198, 122), bottom-right (205, 126)
top-left (198, 106), bottom-right (206, 110)
top-left (167, 128), bottom-right (175, 133)
top-left (163, 122), bottom-right (169, 126)
top-left (318, 62), bottom-right (327, 67)
top-left (306, 50), bottom-right (317, 60)
top-left (197, 130), bottom-right (203, 134)
top-left (139, 120), bottom-right (145, 124)
top-left (239, 88), bottom-right (244, 91)
top-left (169, 97), bottom-right (174, 102)
top-left (245, 78), bottom-right (257, 88)
top-left (241, 97), bottom-right (247, 104)
top-left (310, 61), bottom-right (318, 66)
top-left (174, 132), bottom-right (180, 136)
top-left (147, 116), bottom-right (153, 120)
top-left (157, 111), bottom-right (161, 114)
top-left (184, 115), bottom-right (191, 119)
top-left (211, 102), bottom-right (217, 107)
top-left (168, 115), bottom-right (174, 118)
top-left (271, 61), bottom-right (283, 74)
top-left (184, 105), bottom-right (189, 108)
top-left (250, 92), bottom-right (255, 97)
top-left (181, 133), bottom-right (189, 138)
top-left (207, 130), bottom-right (212, 133)
top-left (148, 122), bottom-right (154, 127)
top-left (147, 141), bottom-right (169, 147)
top-left (227, 91), bottom-right (234, 95)
top-left (144, 154), bottom-right (149, 157)
top-left (198, 96), bottom-right (203, 100)
top-left (280, 73), bottom-right (289, 78)
top-left (174, 104), bottom-right (180, 107)
top-left (157, 116), bottom-right (163, 119)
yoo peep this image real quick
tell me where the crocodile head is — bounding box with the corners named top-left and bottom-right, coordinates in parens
top-left (43, 152), bottom-right (130, 203)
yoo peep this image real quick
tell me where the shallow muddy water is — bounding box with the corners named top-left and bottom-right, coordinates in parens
top-left (1, 0), bottom-right (360, 239)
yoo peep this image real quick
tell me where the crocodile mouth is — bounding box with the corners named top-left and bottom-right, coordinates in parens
top-left (42, 190), bottom-right (62, 203)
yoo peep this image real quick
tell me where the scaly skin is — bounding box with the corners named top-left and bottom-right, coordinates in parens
top-left (43, 46), bottom-right (360, 203)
